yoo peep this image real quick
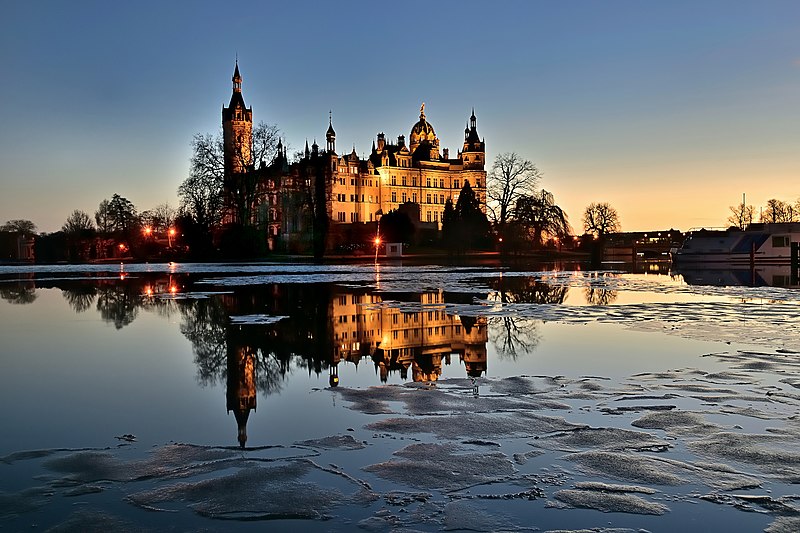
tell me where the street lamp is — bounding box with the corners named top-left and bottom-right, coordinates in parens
top-left (374, 209), bottom-right (383, 264)
top-left (168, 228), bottom-right (176, 248)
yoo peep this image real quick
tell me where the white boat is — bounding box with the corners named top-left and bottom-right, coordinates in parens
top-left (673, 223), bottom-right (800, 265)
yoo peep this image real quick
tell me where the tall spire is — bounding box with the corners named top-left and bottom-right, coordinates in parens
top-left (232, 59), bottom-right (242, 93)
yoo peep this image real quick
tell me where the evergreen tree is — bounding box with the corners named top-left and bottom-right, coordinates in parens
top-left (450, 182), bottom-right (491, 251)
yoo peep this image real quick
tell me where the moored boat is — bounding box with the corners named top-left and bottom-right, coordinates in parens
top-left (673, 223), bottom-right (800, 265)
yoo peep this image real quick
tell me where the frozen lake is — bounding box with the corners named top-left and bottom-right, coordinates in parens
top-left (0, 261), bottom-right (798, 532)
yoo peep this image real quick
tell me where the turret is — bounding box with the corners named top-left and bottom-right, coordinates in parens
top-left (461, 108), bottom-right (484, 170)
top-left (326, 112), bottom-right (336, 153)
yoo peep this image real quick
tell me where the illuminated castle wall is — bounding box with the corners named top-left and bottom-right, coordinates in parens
top-left (330, 289), bottom-right (488, 382)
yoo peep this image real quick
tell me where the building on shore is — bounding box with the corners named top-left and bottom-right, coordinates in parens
top-left (220, 62), bottom-right (487, 252)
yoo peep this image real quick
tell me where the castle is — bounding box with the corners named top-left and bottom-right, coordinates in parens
top-left (221, 62), bottom-right (487, 251)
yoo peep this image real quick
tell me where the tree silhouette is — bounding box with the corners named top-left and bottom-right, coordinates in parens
top-left (583, 202), bottom-right (620, 237)
top-left (514, 189), bottom-right (571, 248)
top-left (487, 152), bottom-right (542, 230)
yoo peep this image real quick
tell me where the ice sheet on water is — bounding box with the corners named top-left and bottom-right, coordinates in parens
top-left (0, 486), bottom-right (53, 519)
top-left (565, 450), bottom-right (762, 490)
top-left (766, 516), bottom-right (800, 533)
top-left (127, 460), bottom-right (366, 520)
top-left (686, 431), bottom-right (800, 482)
top-left (42, 445), bottom-right (239, 483)
top-left (336, 382), bottom-right (572, 418)
top-left (229, 314), bottom-right (289, 325)
top-left (535, 427), bottom-right (669, 453)
top-left (441, 500), bottom-right (522, 532)
top-left (550, 487), bottom-right (669, 515)
top-left (367, 411), bottom-right (582, 440)
top-left (295, 434), bottom-right (366, 450)
top-left (363, 443), bottom-right (515, 492)
top-left (43, 509), bottom-right (141, 533)
top-left (631, 410), bottom-right (722, 436)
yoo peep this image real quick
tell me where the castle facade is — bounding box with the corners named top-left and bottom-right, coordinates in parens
top-left (221, 63), bottom-right (487, 251)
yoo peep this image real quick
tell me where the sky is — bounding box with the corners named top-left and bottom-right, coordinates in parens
top-left (2, 1), bottom-right (800, 233)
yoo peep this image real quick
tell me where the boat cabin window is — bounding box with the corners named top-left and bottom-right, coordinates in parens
top-left (772, 235), bottom-right (790, 248)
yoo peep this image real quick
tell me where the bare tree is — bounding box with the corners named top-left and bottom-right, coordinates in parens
top-left (143, 203), bottom-right (177, 233)
top-left (727, 201), bottom-right (754, 229)
top-left (487, 152), bottom-right (542, 228)
top-left (583, 202), bottom-right (620, 237)
top-left (62, 210), bottom-right (94, 235)
top-left (760, 199), bottom-right (794, 223)
top-left (187, 121), bottom-right (280, 227)
top-left (178, 171), bottom-right (225, 231)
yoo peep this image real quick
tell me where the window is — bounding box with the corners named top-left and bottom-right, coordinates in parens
top-left (426, 177), bottom-right (431, 187)
top-left (391, 191), bottom-right (397, 202)
top-left (391, 175), bottom-right (396, 185)
top-left (401, 192), bottom-right (407, 203)
top-left (402, 176), bottom-right (407, 186)
top-left (440, 194), bottom-right (445, 204)
top-left (427, 211), bottom-right (432, 222)
top-left (412, 193), bottom-right (417, 203)
top-left (476, 179), bottom-right (481, 187)
top-left (439, 179), bottom-right (444, 188)
top-left (351, 179), bottom-right (355, 185)
top-left (434, 211), bottom-right (438, 222)
top-left (454, 179), bottom-right (460, 189)
top-left (773, 235), bottom-right (790, 247)
top-left (426, 193), bottom-right (431, 204)
top-left (412, 176), bottom-right (417, 186)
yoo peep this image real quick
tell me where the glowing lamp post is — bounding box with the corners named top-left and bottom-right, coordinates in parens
top-left (168, 228), bottom-right (176, 248)
top-left (374, 209), bottom-right (383, 264)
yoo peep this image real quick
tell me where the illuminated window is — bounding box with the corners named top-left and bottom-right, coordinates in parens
top-left (391, 191), bottom-right (396, 202)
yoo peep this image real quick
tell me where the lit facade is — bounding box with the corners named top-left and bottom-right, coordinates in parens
top-left (221, 63), bottom-right (487, 250)
top-left (330, 289), bottom-right (488, 382)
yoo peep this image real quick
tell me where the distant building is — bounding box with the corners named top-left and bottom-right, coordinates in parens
top-left (220, 62), bottom-right (487, 252)
top-left (0, 232), bottom-right (34, 262)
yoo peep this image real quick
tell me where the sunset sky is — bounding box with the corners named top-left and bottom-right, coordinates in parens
top-left (2, 1), bottom-right (800, 233)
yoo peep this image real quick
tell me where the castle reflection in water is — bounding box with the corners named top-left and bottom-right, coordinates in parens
top-left (11, 273), bottom-right (490, 447)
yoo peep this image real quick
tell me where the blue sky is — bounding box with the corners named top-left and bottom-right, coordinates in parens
top-left (2, 1), bottom-right (800, 232)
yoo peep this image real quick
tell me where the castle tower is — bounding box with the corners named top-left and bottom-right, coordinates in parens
top-left (326, 112), bottom-right (336, 153)
top-left (461, 108), bottom-right (485, 170)
top-left (222, 61), bottom-right (253, 178)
